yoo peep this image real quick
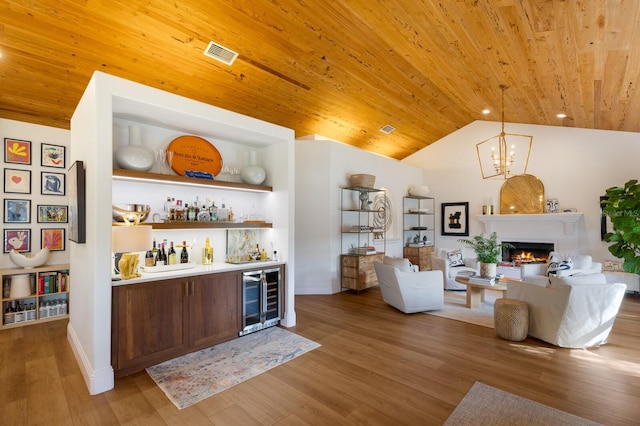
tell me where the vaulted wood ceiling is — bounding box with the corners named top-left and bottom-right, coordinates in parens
top-left (1, 1), bottom-right (639, 159)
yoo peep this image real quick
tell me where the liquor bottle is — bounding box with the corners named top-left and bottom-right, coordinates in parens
top-left (175, 200), bottom-right (185, 221)
top-left (180, 240), bottom-right (189, 263)
top-left (164, 196), bottom-right (173, 213)
top-left (260, 248), bottom-right (267, 260)
top-left (168, 241), bottom-right (177, 265)
top-left (155, 243), bottom-right (166, 266)
top-left (151, 239), bottom-right (158, 262)
top-left (202, 237), bottom-right (213, 265)
top-left (187, 203), bottom-right (196, 221)
top-left (145, 247), bottom-right (155, 267)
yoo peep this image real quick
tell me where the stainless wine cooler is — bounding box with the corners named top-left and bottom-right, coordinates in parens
top-left (240, 268), bottom-right (281, 336)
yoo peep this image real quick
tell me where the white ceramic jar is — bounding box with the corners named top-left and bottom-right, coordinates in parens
top-left (115, 125), bottom-right (155, 172)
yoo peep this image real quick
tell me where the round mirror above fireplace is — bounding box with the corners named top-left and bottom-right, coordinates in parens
top-left (500, 174), bottom-right (545, 214)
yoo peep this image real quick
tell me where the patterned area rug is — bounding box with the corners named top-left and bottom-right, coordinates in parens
top-left (444, 382), bottom-right (602, 425)
top-left (425, 290), bottom-right (501, 328)
top-left (146, 327), bottom-right (321, 409)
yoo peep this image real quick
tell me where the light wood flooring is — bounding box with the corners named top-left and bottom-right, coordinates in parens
top-left (1, 289), bottom-right (639, 425)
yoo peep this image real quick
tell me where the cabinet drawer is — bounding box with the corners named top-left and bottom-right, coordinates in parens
top-left (358, 254), bottom-right (383, 268)
top-left (342, 256), bottom-right (358, 267)
top-left (342, 267), bottom-right (358, 278)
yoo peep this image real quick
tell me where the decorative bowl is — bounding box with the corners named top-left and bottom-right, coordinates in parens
top-left (408, 185), bottom-right (430, 197)
top-left (350, 174), bottom-right (375, 188)
top-left (9, 247), bottom-right (50, 268)
top-left (113, 204), bottom-right (150, 223)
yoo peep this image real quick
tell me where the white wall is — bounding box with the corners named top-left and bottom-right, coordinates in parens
top-left (402, 120), bottom-right (640, 262)
top-left (295, 135), bottom-right (423, 294)
top-left (0, 118), bottom-right (70, 268)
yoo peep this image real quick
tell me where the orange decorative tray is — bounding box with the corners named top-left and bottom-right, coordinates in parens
top-left (166, 135), bottom-right (223, 176)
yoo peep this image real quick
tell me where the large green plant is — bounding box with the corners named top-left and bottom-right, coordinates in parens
top-left (458, 232), bottom-right (514, 264)
top-left (602, 179), bottom-right (640, 273)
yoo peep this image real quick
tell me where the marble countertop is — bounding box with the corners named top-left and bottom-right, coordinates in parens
top-left (111, 260), bottom-right (285, 286)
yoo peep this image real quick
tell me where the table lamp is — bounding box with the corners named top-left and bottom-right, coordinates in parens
top-left (112, 224), bottom-right (152, 279)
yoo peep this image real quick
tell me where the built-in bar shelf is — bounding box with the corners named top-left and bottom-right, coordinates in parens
top-left (112, 169), bottom-right (272, 193)
top-left (477, 213), bottom-right (583, 236)
top-left (148, 221), bottom-right (272, 230)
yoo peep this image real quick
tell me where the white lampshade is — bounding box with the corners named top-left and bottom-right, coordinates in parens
top-left (112, 225), bottom-right (153, 253)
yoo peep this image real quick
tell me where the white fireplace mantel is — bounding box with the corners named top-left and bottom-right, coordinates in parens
top-left (477, 213), bottom-right (583, 236)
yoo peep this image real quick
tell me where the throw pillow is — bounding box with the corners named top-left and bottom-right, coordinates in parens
top-left (383, 256), bottom-right (414, 273)
top-left (546, 256), bottom-right (573, 276)
top-left (446, 250), bottom-right (465, 267)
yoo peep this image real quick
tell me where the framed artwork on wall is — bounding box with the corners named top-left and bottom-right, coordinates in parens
top-left (42, 228), bottom-right (65, 251)
top-left (3, 228), bottom-right (31, 253)
top-left (41, 171), bottom-right (65, 196)
top-left (68, 161), bottom-right (86, 243)
top-left (4, 138), bottom-right (31, 165)
top-left (4, 168), bottom-right (31, 194)
top-left (37, 205), bottom-right (68, 223)
top-left (41, 143), bottom-right (66, 168)
top-left (441, 202), bottom-right (469, 236)
top-left (4, 199), bottom-right (31, 223)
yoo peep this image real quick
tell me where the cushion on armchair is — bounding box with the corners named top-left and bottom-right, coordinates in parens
top-left (549, 273), bottom-right (607, 288)
top-left (446, 250), bottom-right (465, 267)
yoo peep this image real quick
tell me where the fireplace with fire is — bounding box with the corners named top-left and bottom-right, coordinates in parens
top-left (501, 241), bottom-right (554, 266)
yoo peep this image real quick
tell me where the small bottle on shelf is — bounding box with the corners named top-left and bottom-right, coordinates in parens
top-left (180, 241), bottom-right (189, 263)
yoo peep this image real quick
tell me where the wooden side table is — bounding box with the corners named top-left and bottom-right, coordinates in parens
top-left (494, 299), bottom-right (529, 341)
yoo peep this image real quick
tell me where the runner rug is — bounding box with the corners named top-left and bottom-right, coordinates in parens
top-left (444, 382), bottom-right (602, 425)
top-left (146, 327), bottom-right (321, 409)
top-left (425, 290), bottom-right (501, 328)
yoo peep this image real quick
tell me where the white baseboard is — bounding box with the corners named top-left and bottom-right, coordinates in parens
top-left (67, 323), bottom-right (114, 395)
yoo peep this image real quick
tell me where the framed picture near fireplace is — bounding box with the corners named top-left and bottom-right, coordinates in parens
top-left (441, 202), bottom-right (469, 236)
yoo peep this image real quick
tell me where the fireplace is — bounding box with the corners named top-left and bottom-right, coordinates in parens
top-left (502, 241), bottom-right (554, 265)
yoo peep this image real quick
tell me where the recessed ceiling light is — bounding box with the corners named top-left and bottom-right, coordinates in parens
top-left (482, 109), bottom-right (491, 114)
top-left (556, 113), bottom-right (567, 118)
top-left (380, 125), bottom-right (395, 134)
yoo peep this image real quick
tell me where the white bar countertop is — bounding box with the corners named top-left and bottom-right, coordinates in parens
top-left (111, 261), bottom-right (286, 286)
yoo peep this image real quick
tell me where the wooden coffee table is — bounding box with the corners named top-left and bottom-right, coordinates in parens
top-left (454, 276), bottom-right (507, 308)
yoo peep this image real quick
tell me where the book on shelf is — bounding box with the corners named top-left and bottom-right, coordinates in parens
top-left (351, 246), bottom-right (377, 255)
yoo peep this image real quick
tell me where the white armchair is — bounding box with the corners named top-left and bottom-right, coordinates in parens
top-left (520, 252), bottom-right (602, 287)
top-left (430, 247), bottom-right (479, 290)
top-left (374, 259), bottom-right (444, 313)
top-left (506, 276), bottom-right (626, 348)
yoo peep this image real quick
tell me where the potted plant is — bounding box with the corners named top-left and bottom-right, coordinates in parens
top-left (602, 179), bottom-right (640, 273)
top-left (458, 232), bottom-right (514, 278)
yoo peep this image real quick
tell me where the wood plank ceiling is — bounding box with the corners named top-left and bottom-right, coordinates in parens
top-left (1, 0), bottom-right (639, 160)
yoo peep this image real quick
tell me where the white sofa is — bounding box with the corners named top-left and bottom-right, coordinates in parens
top-left (431, 247), bottom-right (479, 290)
top-left (506, 274), bottom-right (626, 348)
top-left (374, 257), bottom-right (444, 313)
top-left (520, 252), bottom-right (602, 287)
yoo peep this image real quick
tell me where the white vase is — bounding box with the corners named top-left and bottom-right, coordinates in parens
top-left (480, 262), bottom-right (497, 278)
top-left (240, 151), bottom-right (266, 185)
top-left (115, 125), bottom-right (155, 172)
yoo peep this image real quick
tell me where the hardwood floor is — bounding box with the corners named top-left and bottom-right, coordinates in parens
top-left (2, 289), bottom-right (639, 425)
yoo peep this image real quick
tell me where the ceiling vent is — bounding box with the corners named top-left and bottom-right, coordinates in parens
top-left (203, 41), bottom-right (239, 66)
top-left (379, 125), bottom-right (396, 134)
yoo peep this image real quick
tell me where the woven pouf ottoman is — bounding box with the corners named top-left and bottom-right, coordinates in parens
top-left (494, 298), bottom-right (529, 341)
